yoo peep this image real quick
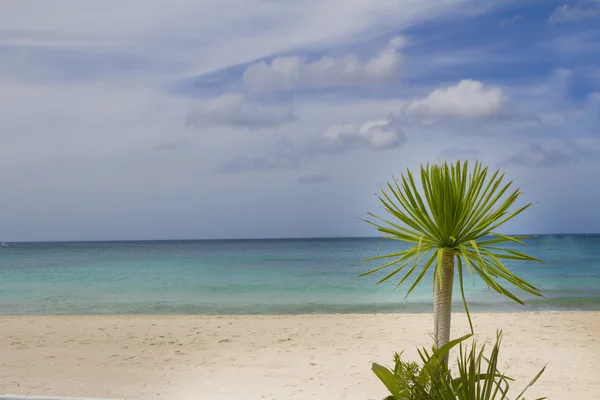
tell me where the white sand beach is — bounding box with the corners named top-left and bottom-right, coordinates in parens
top-left (0, 312), bottom-right (599, 400)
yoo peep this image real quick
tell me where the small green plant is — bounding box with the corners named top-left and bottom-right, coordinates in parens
top-left (378, 352), bottom-right (435, 400)
top-left (372, 331), bottom-right (546, 400)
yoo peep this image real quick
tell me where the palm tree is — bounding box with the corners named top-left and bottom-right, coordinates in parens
top-left (362, 160), bottom-right (543, 359)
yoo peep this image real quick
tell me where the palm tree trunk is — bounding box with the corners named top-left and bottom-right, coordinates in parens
top-left (433, 250), bottom-right (454, 361)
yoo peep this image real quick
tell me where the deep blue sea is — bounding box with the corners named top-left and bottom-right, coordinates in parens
top-left (0, 235), bottom-right (599, 315)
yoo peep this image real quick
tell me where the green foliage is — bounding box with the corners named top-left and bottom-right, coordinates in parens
top-left (374, 353), bottom-right (433, 400)
top-left (362, 161), bottom-right (544, 332)
top-left (372, 331), bottom-right (546, 400)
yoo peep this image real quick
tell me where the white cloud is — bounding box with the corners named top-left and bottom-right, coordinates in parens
top-left (548, 2), bottom-right (600, 24)
top-left (185, 94), bottom-right (296, 129)
top-left (402, 79), bottom-right (512, 120)
top-left (242, 37), bottom-right (404, 93)
top-left (318, 114), bottom-right (406, 152)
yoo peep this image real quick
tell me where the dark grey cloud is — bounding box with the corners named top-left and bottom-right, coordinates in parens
top-left (297, 172), bottom-right (333, 184)
top-left (185, 93), bottom-right (296, 129)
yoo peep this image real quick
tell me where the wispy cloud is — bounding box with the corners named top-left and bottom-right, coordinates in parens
top-left (548, 2), bottom-right (600, 24)
top-left (499, 15), bottom-right (522, 28)
top-left (185, 94), bottom-right (296, 129)
top-left (2, 0), bottom-right (501, 88)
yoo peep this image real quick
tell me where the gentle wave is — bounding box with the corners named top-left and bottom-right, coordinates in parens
top-left (2, 296), bottom-right (599, 316)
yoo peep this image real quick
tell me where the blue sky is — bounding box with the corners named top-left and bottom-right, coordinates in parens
top-left (1, 0), bottom-right (599, 241)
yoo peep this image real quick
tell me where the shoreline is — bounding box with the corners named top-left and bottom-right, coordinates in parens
top-left (1, 312), bottom-right (599, 399)
top-left (1, 309), bottom-right (600, 317)
top-left (1, 308), bottom-right (599, 318)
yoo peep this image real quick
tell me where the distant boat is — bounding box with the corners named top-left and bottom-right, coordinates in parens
top-left (1, 243), bottom-right (9, 247)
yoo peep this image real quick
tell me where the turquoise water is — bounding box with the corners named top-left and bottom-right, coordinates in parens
top-left (0, 235), bottom-right (599, 315)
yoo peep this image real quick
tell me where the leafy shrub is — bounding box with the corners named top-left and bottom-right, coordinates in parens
top-left (372, 331), bottom-right (546, 400)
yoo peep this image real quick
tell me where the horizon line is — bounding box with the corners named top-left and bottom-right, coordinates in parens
top-left (3, 233), bottom-right (599, 244)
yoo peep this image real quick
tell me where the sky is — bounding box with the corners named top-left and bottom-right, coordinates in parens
top-left (1, 0), bottom-right (599, 241)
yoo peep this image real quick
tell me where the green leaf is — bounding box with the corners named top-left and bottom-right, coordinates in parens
top-left (372, 363), bottom-right (403, 398)
top-left (515, 364), bottom-right (547, 400)
top-left (457, 258), bottom-right (474, 334)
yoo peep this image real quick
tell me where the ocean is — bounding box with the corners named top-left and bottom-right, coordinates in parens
top-left (1, 235), bottom-right (599, 315)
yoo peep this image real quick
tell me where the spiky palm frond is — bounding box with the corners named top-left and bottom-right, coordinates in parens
top-left (362, 160), bottom-right (543, 331)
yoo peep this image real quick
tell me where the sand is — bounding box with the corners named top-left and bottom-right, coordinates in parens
top-left (0, 312), bottom-right (599, 400)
